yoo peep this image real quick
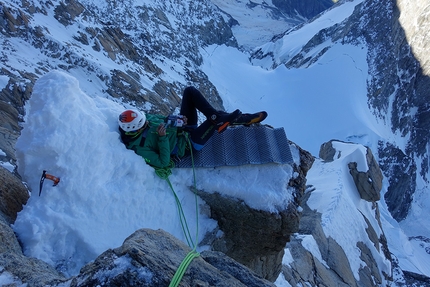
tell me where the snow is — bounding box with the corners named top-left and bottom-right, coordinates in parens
top-left (254, 0), bottom-right (366, 67)
top-left (200, 42), bottom-right (378, 160)
top-left (4, 0), bottom-right (430, 284)
top-left (307, 150), bottom-right (391, 280)
top-left (210, 0), bottom-right (302, 50)
top-left (0, 149), bottom-right (15, 172)
top-left (0, 75), bottom-right (8, 90)
top-left (296, 234), bottom-right (329, 268)
top-left (12, 70), bottom-right (294, 277)
top-left (0, 268), bottom-right (26, 287)
top-left (91, 255), bottom-right (153, 283)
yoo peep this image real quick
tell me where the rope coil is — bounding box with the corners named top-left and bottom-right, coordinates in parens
top-left (154, 134), bottom-right (200, 287)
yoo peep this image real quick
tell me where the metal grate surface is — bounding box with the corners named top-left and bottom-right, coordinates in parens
top-left (175, 125), bottom-right (293, 168)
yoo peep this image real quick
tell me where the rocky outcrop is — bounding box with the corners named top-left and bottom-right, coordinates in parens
top-left (68, 228), bottom-right (275, 287)
top-left (282, 201), bottom-right (358, 287)
top-left (0, 167), bottom-right (29, 224)
top-left (271, 0), bottom-right (333, 19)
top-left (251, 0), bottom-right (430, 224)
top-left (280, 141), bottom-right (391, 287)
top-left (0, 0), bottom-right (314, 285)
top-left (348, 158), bottom-right (382, 202)
top-left (197, 190), bottom-right (299, 282)
top-left (198, 142), bottom-right (314, 282)
top-left (195, 142), bottom-right (313, 282)
top-left (0, 140), bottom-right (308, 286)
top-left (0, 70), bottom-right (34, 167)
top-left (0, 247), bottom-right (66, 287)
top-left (0, 169), bottom-right (52, 285)
top-left (0, 170), bottom-right (65, 286)
top-left (320, 140), bottom-right (383, 202)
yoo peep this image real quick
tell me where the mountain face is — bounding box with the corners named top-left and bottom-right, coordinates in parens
top-left (250, 0), bottom-right (430, 282)
top-left (0, 0), bottom-right (331, 169)
top-left (1, 0), bottom-right (430, 285)
top-left (209, 0), bottom-right (334, 49)
top-left (252, 0), bottom-right (430, 221)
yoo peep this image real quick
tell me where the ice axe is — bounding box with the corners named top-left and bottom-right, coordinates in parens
top-left (39, 170), bottom-right (60, 196)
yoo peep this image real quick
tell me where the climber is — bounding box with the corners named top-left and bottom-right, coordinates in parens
top-left (118, 86), bottom-right (266, 168)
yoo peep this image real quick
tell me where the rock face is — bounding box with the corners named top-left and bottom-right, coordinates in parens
top-left (194, 141), bottom-right (313, 282)
top-left (268, 0), bottom-right (334, 20)
top-left (283, 202), bottom-right (359, 287)
top-left (0, 170), bottom-right (66, 286)
top-left (359, 0), bottom-right (430, 222)
top-left (197, 190), bottom-right (299, 282)
top-left (281, 141), bottom-right (391, 287)
top-left (198, 142), bottom-right (314, 282)
top-left (69, 229), bottom-right (275, 287)
top-left (0, 167), bottom-right (29, 224)
top-left (320, 140), bottom-right (383, 202)
top-left (3, 0), bottom-right (430, 285)
top-left (0, 142), bottom-right (311, 286)
top-left (251, 0), bottom-right (430, 223)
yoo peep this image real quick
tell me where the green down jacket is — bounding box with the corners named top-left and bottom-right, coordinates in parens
top-left (123, 114), bottom-right (188, 168)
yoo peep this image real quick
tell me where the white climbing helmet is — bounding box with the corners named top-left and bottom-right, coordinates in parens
top-left (118, 109), bottom-right (146, 132)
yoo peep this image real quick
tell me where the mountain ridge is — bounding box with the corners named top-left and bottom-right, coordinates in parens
top-left (1, 0), bottom-right (430, 285)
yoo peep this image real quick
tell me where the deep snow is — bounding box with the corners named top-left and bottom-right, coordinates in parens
top-left (1, 0), bottom-right (429, 285)
top-left (12, 70), bottom-right (297, 277)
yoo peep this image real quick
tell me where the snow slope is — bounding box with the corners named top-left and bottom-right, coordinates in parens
top-left (13, 70), bottom-right (295, 277)
top-left (252, 0), bottom-right (366, 68)
top-left (3, 0), bottom-right (430, 285)
top-left (210, 0), bottom-right (303, 50)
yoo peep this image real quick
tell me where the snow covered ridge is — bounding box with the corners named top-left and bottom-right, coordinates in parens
top-left (2, 0), bottom-right (430, 284)
top-left (251, 0), bottom-right (366, 69)
top-left (277, 140), bottom-right (392, 286)
top-left (12, 71), bottom-right (300, 278)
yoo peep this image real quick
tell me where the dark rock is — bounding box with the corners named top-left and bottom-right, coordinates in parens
top-left (69, 228), bottom-right (275, 287)
top-left (0, 251), bottom-right (66, 286)
top-left (192, 144), bottom-right (311, 282)
top-left (357, 241), bottom-right (382, 286)
top-left (54, 0), bottom-right (85, 26)
top-left (0, 215), bottom-right (22, 255)
top-left (0, 167), bottom-right (29, 224)
top-left (196, 189), bottom-right (299, 282)
top-left (378, 141), bottom-right (416, 221)
top-left (348, 146), bottom-right (383, 202)
top-left (319, 140), bottom-right (383, 202)
top-left (271, 0), bottom-right (334, 19)
top-left (403, 270), bottom-right (430, 286)
top-left (319, 140), bottom-right (337, 161)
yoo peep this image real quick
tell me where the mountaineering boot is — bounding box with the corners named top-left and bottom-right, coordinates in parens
top-left (210, 109), bottom-right (242, 133)
top-left (233, 111), bottom-right (268, 126)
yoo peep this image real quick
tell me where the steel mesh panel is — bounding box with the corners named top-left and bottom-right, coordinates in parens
top-left (175, 125), bottom-right (293, 168)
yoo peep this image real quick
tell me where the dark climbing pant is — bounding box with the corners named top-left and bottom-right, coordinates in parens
top-left (180, 86), bottom-right (218, 150)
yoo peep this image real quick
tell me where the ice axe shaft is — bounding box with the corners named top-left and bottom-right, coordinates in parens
top-left (39, 170), bottom-right (60, 196)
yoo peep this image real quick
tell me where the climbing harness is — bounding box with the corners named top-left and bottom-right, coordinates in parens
top-left (154, 134), bottom-right (200, 287)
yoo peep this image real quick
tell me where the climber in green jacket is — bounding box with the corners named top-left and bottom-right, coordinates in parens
top-left (118, 86), bottom-right (242, 168)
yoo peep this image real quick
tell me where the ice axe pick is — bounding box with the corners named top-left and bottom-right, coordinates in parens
top-left (39, 170), bottom-right (60, 196)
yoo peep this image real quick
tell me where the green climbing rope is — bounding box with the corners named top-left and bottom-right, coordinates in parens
top-left (154, 134), bottom-right (200, 287)
top-left (169, 249), bottom-right (200, 287)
